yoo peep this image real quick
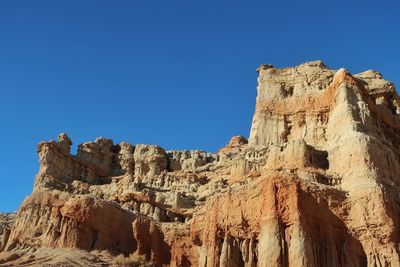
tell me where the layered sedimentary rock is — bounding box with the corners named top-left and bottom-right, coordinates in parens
top-left (1, 61), bottom-right (399, 266)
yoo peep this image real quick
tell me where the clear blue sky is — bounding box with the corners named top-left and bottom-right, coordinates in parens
top-left (0, 0), bottom-right (399, 212)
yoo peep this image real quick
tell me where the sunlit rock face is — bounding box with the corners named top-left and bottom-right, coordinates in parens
top-left (1, 61), bottom-right (400, 267)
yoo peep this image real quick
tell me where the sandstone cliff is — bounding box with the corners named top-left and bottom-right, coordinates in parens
top-left (0, 61), bottom-right (399, 267)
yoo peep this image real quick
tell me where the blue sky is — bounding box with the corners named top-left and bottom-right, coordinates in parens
top-left (0, 0), bottom-right (399, 212)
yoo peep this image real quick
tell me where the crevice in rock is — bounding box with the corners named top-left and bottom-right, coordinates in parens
top-left (280, 224), bottom-right (289, 267)
top-left (281, 116), bottom-right (293, 143)
top-left (308, 146), bottom-right (329, 170)
top-left (91, 229), bottom-right (99, 249)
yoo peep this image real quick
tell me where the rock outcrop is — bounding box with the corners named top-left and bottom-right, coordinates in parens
top-left (1, 61), bottom-right (399, 266)
top-left (0, 213), bottom-right (15, 253)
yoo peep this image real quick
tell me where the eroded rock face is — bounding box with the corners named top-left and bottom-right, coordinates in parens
top-left (0, 213), bottom-right (15, 252)
top-left (1, 61), bottom-right (400, 266)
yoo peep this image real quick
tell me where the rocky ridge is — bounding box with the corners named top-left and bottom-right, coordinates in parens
top-left (0, 61), bottom-right (399, 266)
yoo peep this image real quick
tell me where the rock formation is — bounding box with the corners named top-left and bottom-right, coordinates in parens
top-left (0, 213), bottom-right (15, 253)
top-left (1, 61), bottom-right (399, 266)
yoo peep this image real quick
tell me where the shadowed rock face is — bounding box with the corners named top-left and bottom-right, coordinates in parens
top-left (1, 61), bottom-right (400, 267)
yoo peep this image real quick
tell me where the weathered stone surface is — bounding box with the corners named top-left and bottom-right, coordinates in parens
top-left (134, 144), bottom-right (168, 176)
top-left (1, 61), bottom-right (400, 266)
top-left (5, 189), bottom-right (136, 254)
top-left (218, 135), bottom-right (248, 154)
top-left (0, 213), bottom-right (15, 252)
top-left (167, 150), bottom-right (216, 172)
